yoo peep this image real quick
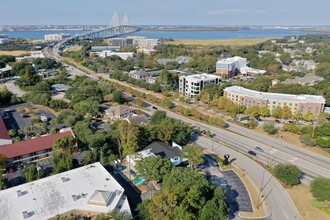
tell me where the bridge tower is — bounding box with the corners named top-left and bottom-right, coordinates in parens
top-left (110, 10), bottom-right (120, 27)
top-left (121, 12), bottom-right (130, 26)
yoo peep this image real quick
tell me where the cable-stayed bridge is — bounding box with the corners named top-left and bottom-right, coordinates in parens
top-left (72, 11), bottom-right (140, 40)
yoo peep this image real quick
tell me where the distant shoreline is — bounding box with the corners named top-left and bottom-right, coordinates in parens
top-left (141, 28), bottom-right (243, 32)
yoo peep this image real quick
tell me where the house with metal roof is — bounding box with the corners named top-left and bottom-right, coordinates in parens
top-left (0, 129), bottom-right (75, 169)
top-left (0, 116), bottom-right (11, 146)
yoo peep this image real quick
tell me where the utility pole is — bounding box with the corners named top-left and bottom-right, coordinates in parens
top-left (256, 170), bottom-right (265, 208)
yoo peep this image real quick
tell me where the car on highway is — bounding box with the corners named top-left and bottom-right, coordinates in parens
top-left (255, 147), bottom-right (263, 152)
top-left (152, 106), bottom-right (158, 110)
top-left (275, 119), bottom-right (281, 123)
top-left (248, 150), bottom-right (257, 156)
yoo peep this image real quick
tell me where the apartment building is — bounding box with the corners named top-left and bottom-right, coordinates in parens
top-left (179, 73), bottom-right (222, 98)
top-left (108, 37), bottom-right (133, 46)
top-left (44, 33), bottom-right (71, 41)
top-left (216, 56), bottom-right (247, 78)
top-left (223, 86), bottom-right (326, 117)
top-left (0, 129), bottom-right (75, 168)
top-left (127, 36), bottom-right (160, 50)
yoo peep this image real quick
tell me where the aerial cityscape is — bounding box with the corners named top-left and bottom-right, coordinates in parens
top-left (0, 1), bottom-right (330, 220)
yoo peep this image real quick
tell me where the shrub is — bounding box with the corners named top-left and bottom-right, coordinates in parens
top-left (263, 123), bottom-right (278, 135)
top-left (316, 136), bottom-right (330, 148)
top-left (300, 134), bottom-right (316, 146)
top-left (310, 177), bottom-right (330, 201)
top-left (274, 163), bottom-right (302, 186)
top-left (282, 123), bottom-right (301, 134)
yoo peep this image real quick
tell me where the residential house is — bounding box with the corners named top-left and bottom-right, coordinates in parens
top-left (126, 114), bottom-right (149, 126)
top-left (104, 105), bottom-right (134, 121)
top-left (176, 56), bottom-right (192, 64)
top-left (128, 70), bottom-right (147, 80)
top-left (128, 142), bottom-right (186, 167)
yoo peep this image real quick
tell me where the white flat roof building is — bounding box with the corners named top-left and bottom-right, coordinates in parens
top-left (44, 34), bottom-right (71, 42)
top-left (93, 51), bottom-right (134, 60)
top-left (179, 73), bottom-right (221, 98)
top-left (0, 162), bottom-right (131, 220)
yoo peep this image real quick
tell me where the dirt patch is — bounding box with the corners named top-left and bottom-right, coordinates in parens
top-left (286, 184), bottom-right (330, 220)
top-left (0, 50), bottom-right (28, 56)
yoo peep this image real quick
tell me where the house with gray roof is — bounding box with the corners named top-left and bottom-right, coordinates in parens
top-left (104, 105), bottom-right (134, 121)
top-left (126, 114), bottom-right (149, 126)
top-left (128, 70), bottom-right (147, 80)
top-left (128, 142), bottom-right (186, 167)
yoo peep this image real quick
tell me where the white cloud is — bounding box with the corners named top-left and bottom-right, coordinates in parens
top-left (206, 9), bottom-right (245, 15)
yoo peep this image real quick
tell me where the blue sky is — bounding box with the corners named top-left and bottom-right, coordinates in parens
top-left (1, 0), bottom-right (329, 25)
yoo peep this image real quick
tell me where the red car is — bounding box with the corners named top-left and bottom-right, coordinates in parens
top-left (275, 119), bottom-right (281, 123)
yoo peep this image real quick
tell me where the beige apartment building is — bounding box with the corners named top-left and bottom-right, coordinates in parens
top-left (223, 86), bottom-right (326, 117)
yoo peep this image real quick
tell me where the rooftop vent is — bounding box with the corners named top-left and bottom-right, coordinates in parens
top-left (17, 190), bottom-right (28, 197)
top-left (61, 177), bottom-right (70, 182)
top-left (22, 211), bottom-right (35, 219)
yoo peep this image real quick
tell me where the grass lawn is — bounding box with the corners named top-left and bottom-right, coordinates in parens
top-left (164, 38), bottom-right (273, 47)
top-left (310, 200), bottom-right (330, 208)
top-left (286, 184), bottom-right (330, 219)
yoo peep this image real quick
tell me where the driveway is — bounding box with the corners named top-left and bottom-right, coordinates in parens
top-left (0, 81), bottom-right (26, 97)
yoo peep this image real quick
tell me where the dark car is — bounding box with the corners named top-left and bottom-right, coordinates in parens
top-left (255, 147), bottom-right (263, 152)
top-left (248, 150), bottom-right (257, 156)
top-left (275, 119), bottom-right (281, 123)
top-left (152, 106), bottom-right (158, 110)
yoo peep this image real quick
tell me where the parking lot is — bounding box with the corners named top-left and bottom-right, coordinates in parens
top-left (0, 102), bottom-right (57, 133)
top-left (200, 154), bottom-right (253, 219)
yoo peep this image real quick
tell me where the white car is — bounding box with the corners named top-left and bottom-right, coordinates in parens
top-left (40, 115), bottom-right (48, 122)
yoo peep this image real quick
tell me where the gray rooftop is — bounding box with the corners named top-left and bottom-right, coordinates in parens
top-left (127, 114), bottom-right (149, 125)
top-left (105, 105), bottom-right (132, 115)
top-left (224, 86), bottom-right (326, 103)
top-left (143, 141), bottom-right (182, 159)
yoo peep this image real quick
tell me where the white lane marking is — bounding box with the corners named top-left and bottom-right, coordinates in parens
top-left (270, 149), bottom-right (278, 154)
top-left (289, 157), bottom-right (298, 163)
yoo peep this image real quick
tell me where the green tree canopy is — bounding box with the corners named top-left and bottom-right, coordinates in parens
top-left (310, 177), bottom-right (330, 201)
top-left (274, 163), bottom-right (302, 186)
top-left (150, 110), bottom-right (167, 124)
top-left (182, 145), bottom-right (204, 170)
top-left (135, 156), bottom-right (172, 182)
